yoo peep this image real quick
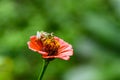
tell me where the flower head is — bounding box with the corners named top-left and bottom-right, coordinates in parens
top-left (27, 31), bottom-right (73, 60)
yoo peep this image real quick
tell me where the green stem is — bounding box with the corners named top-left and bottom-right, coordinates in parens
top-left (38, 59), bottom-right (49, 80)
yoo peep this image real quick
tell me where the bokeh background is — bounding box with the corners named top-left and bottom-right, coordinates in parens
top-left (0, 0), bottom-right (120, 80)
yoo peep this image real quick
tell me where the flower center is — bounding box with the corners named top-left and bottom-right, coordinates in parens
top-left (37, 31), bottom-right (60, 56)
top-left (42, 38), bottom-right (60, 56)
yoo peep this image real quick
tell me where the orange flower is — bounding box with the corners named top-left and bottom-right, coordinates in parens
top-left (27, 31), bottom-right (73, 60)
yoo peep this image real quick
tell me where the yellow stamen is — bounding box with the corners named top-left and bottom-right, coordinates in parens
top-left (43, 38), bottom-right (60, 55)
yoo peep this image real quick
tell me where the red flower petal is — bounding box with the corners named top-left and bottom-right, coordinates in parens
top-left (42, 54), bottom-right (70, 60)
top-left (27, 36), bottom-right (41, 50)
top-left (55, 37), bottom-right (73, 55)
top-left (27, 36), bottom-right (48, 55)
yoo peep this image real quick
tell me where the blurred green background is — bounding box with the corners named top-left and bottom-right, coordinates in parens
top-left (0, 0), bottom-right (120, 80)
